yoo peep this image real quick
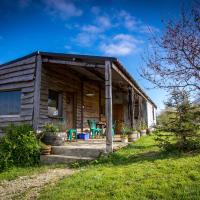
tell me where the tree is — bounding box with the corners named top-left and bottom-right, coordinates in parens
top-left (141, 2), bottom-right (200, 92)
top-left (156, 89), bottom-right (200, 151)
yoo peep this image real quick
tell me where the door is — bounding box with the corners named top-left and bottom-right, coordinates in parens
top-left (113, 104), bottom-right (124, 134)
top-left (66, 92), bottom-right (74, 129)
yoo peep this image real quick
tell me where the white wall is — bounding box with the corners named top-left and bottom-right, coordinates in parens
top-left (147, 101), bottom-right (156, 128)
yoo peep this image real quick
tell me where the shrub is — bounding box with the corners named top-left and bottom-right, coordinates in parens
top-left (156, 89), bottom-right (200, 152)
top-left (0, 124), bottom-right (40, 171)
top-left (43, 123), bottom-right (59, 136)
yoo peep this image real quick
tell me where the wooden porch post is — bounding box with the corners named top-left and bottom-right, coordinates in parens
top-left (105, 60), bottom-right (113, 153)
top-left (33, 54), bottom-right (42, 131)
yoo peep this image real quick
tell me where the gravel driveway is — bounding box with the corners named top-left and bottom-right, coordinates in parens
top-left (0, 168), bottom-right (75, 200)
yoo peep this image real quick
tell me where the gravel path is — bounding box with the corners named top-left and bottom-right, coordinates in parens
top-left (0, 168), bottom-right (75, 200)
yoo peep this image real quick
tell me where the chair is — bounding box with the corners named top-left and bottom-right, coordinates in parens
top-left (67, 129), bottom-right (77, 142)
top-left (112, 121), bottom-right (116, 137)
top-left (87, 120), bottom-right (102, 139)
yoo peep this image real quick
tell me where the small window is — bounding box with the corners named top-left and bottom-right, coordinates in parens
top-left (0, 90), bottom-right (21, 115)
top-left (48, 90), bottom-right (62, 117)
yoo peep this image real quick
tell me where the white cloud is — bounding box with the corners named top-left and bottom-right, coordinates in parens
top-left (43, 0), bottom-right (82, 19)
top-left (74, 32), bottom-right (96, 47)
top-left (82, 25), bottom-right (102, 33)
top-left (139, 25), bottom-right (159, 34)
top-left (118, 10), bottom-right (138, 31)
top-left (97, 16), bottom-right (111, 29)
top-left (100, 34), bottom-right (142, 56)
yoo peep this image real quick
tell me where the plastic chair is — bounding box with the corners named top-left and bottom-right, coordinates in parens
top-left (67, 129), bottom-right (77, 142)
top-left (87, 120), bottom-right (102, 139)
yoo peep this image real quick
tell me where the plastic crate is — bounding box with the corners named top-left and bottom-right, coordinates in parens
top-left (78, 133), bottom-right (90, 140)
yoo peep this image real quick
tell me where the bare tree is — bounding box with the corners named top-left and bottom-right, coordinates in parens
top-left (141, 2), bottom-right (200, 93)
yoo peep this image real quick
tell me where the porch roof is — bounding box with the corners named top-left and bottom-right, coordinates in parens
top-left (0, 51), bottom-right (157, 108)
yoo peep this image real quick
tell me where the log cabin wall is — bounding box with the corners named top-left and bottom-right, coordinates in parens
top-left (38, 64), bottom-right (82, 130)
top-left (83, 81), bottom-right (100, 129)
top-left (0, 56), bottom-right (37, 135)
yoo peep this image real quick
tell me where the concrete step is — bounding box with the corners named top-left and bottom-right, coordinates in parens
top-left (51, 146), bottom-right (105, 158)
top-left (40, 155), bottom-right (94, 165)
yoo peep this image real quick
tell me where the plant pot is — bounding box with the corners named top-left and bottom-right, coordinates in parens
top-left (140, 130), bottom-right (147, 137)
top-left (42, 134), bottom-right (65, 146)
top-left (121, 136), bottom-right (128, 143)
top-left (41, 145), bottom-right (51, 155)
top-left (128, 131), bottom-right (138, 142)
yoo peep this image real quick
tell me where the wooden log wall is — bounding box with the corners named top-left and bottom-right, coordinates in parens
top-left (38, 65), bottom-right (82, 130)
top-left (83, 82), bottom-right (100, 128)
top-left (0, 56), bottom-right (36, 135)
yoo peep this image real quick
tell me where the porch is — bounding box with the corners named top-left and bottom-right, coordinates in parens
top-left (34, 52), bottom-right (151, 153)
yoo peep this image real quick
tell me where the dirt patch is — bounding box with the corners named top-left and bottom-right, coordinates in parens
top-left (0, 168), bottom-right (75, 200)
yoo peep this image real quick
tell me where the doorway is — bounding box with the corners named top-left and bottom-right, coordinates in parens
top-left (113, 104), bottom-right (124, 134)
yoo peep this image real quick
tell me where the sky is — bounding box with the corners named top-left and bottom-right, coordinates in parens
top-left (0, 0), bottom-right (193, 112)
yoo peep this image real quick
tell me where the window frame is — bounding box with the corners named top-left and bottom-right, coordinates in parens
top-left (48, 89), bottom-right (63, 118)
top-left (0, 89), bottom-right (21, 117)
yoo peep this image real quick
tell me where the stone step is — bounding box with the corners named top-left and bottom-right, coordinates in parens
top-left (51, 146), bottom-right (105, 158)
top-left (40, 155), bottom-right (94, 165)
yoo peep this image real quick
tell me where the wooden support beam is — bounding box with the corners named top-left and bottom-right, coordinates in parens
top-left (112, 63), bottom-right (148, 101)
top-left (33, 55), bottom-right (42, 131)
top-left (105, 60), bottom-right (113, 153)
top-left (42, 58), bottom-right (105, 68)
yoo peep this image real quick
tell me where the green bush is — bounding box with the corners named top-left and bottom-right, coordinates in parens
top-left (0, 124), bottom-right (40, 171)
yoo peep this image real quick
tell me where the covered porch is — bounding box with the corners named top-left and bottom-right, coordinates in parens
top-left (34, 53), bottom-right (149, 153)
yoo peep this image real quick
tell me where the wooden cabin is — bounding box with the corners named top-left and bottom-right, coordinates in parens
top-left (0, 51), bottom-right (157, 152)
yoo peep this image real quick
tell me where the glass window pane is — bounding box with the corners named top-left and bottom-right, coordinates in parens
top-left (0, 90), bottom-right (21, 115)
top-left (48, 90), bottom-right (59, 117)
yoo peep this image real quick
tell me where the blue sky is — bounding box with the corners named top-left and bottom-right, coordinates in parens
top-left (0, 0), bottom-right (192, 112)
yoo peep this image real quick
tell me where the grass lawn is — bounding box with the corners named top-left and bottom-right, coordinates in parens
top-left (39, 134), bottom-right (200, 200)
top-left (0, 164), bottom-right (65, 181)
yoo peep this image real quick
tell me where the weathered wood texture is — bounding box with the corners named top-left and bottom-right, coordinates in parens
top-left (83, 82), bottom-right (100, 128)
top-left (105, 60), bottom-right (113, 153)
top-left (0, 56), bottom-right (36, 133)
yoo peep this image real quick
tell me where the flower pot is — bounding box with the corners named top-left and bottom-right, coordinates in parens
top-left (140, 130), bottom-right (147, 137)
top-left (42, 134), bottom-right (65, 146)
top-left (128, 131), bottom-right (138, 142)
top-left (121, 136), bottom-right (128, 143)
top-left (41, 145), bottom-right (51, 155)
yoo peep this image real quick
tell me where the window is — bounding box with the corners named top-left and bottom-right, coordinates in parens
top-left (0, 90), bottom-right (21, 115)
top-left (48, 90), bottom-right (62, 117)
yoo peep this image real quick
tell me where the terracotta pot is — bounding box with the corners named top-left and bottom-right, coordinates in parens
top-left (121, 136), bottom-right (128, 143)
top-left (41, 145), bottom-right (51, 155)
top-left (128, 131), bottom-right (138, 142)
top-left (140, 130), bottom-right (147, 137)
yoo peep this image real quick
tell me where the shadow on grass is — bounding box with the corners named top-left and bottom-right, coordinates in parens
top-left (70, 142), bottom-right (200, 169)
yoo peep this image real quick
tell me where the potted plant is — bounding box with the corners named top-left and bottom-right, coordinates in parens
top-left (120, 123), bottom-right (129, 143)
top-left (128, 127), bottom-right (138, 142)
top-left (139, 121), bottom-right (147, 137)
top-left (42, 123), bottom-right (65, 146)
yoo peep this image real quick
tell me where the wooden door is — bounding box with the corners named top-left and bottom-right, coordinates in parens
top-left (66, 92), bottom-right (74, 129)
top-left (113, 104), bottom-right (124, 134)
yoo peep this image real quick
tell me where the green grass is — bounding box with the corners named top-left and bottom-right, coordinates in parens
top-left (0, 164), bottom-right (66, 181)
top-left (39, 135), bottom-right (200, 200)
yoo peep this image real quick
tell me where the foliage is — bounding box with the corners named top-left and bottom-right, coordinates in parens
top-left (138, 120), bottom-right (147, 130)
top-left (39, 134), bottom-right (200, 200)
top-left (156, 89), bottom-right (200, 151)
top-left (42, 123), bottom-right (59, 136)
top-left (141, 3), bottom-right (200, 92)
top-left (120, 123), bottom-right (132, 136)
top-left (0, 124), bottom-right (40, 171)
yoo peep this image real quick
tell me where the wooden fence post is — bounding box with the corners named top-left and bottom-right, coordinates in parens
top-left (105, 60), bottom-right (113, 153)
